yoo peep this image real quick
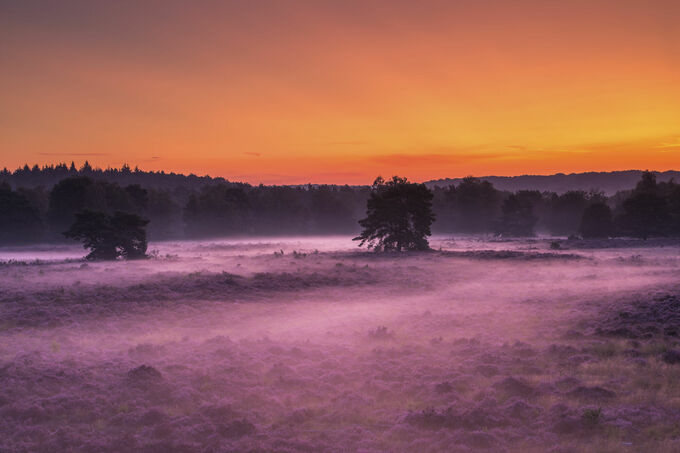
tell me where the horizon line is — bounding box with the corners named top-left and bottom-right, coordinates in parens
top-left (2, 161), bottom-right (680, 186)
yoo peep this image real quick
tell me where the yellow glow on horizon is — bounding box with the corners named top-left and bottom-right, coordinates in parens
top-left (1, 1), bottom-right (678, 184)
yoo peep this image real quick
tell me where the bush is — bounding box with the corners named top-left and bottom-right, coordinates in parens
top-left (581, 407), bottom-right (602, 427)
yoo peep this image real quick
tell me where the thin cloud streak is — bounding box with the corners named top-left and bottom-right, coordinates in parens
top-left (37, 152), bottom-right (109, 157)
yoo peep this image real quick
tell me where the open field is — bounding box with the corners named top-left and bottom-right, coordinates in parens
top-left (1, 237), bottom-right (680, 452)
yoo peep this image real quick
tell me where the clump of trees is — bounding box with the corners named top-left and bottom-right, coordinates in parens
top-left (184, 185), bottom-right (251, 237)
top-left (431, 171), bottom-right (680, 239)
top-left (494, 191), bottom-right (539, 237)
top-left (616, 172), bottom-right (672, 239)
top-left (0, 164), bottom-right (365, 243)
top-left (579, 202), bottom-right (614, 238)
top-left (544, 190), bottom-right (597, 236)
top-left (354, 176), bottom-right (435, 251)
top-left (437, 177), bottom-right (500, 233)
top-left (47, 175), bottom-right (178, 241)
top-left (182, 183), bottom-right (362, 237)
top-left (64, 210), bottom-right (149, 260)
top-left (1, 163), bottom-right (680, 244)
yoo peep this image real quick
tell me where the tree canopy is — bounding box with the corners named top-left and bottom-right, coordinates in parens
top-left (64, 210), bottom-right (149, 260)
top-left (354, 176), bottom-right (435, 251)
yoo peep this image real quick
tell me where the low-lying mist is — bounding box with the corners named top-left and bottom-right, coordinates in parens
top-left (1, 236), bottom-right (680, 452)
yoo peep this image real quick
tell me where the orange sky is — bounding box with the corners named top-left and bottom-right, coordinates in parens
top-left (1, 0), bottom-right (679, 184)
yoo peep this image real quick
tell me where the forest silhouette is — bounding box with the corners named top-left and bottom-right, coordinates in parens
top-left (1, 163), bottom-right (680, 249)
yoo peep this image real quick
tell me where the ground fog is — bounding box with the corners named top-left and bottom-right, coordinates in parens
top-left (1, 236), bottom-right (680, 452)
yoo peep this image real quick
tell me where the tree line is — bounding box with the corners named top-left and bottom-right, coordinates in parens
top-left (1, 163), bottom-right (679, 249)
top-left (0, 163), bottom-right (368, 244)
top-left (431, 171), bottom-right (680, 239)
top-left (355, 172), bottom-right (680, 251)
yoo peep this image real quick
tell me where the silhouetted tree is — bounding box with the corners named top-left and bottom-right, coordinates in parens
top-left (495, 192), bottom-right (538, 237)
top-left (63, 210), bottom-right (119, 260)
top-left (354, 176), bottom-right (434, 251)
top-left (64, 210), bottom-right (149, 260)
top-left (616, 172), bottom-right (670, 239)
top-left (111, 212), bottom-right (149, 259)
top-left (579, 202), bottom-right (614, 238)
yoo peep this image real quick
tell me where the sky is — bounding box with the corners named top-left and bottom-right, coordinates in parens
top-left (1, 0), bottom-right (679, 185)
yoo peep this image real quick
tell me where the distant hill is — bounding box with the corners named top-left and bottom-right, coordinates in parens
top-left (425, 170), bottom-right (680, 195)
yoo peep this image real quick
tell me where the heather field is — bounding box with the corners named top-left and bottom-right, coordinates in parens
top-left (1, 237), bottom-right (680, 452)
